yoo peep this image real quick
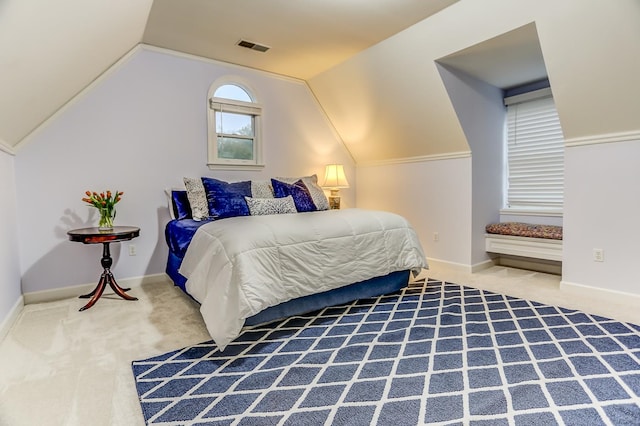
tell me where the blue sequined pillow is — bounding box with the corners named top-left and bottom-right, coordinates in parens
top-left (275, 174), bottom-right (329, 211)
top-left (201, 177), bottom-right (252, 219)
top-left (171, 190), bottom-right (192, 220)
top-left (271, 179), bottom-right (317, 213)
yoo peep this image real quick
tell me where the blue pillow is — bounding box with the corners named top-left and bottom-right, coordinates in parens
top-left (201, 177), bottom-right (252, 219)
top-left (271, 179), bottom-right (317, 212)
top-left (171, 190), bottom-right (192, 220)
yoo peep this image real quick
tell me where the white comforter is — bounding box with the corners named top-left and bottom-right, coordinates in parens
top-left (179, 208), bottom-right (427, 349)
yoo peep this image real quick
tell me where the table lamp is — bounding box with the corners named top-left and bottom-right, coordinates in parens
top-left (322, 164), bottom-right (349, 209)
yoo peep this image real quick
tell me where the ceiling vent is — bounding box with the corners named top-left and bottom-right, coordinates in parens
top-left (237, 39), bottom-right (270, 53)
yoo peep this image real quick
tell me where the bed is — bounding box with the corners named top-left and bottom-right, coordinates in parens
top-left (164, 176), bottom-right (428, 349)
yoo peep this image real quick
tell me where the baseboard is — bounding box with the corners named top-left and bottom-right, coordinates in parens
top-left (471, 259), bottom-right (495, 273)
top-left (426, 257), bottom-right (474, 274)
top-left (426, 257), bottom-right (495, 274)
top-left (0, 296), bottom-right (24, 343)
top-left (427, 256), bottom-right (559, 275)
top-left (23, 273), bottom-right (169, 305)
top-left (560, 280), bottom-right (640, 306)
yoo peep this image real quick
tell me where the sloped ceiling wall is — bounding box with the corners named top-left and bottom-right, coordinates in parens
top-left (0, 0), bottom-right (457, 151)
top-left (308, 0), bottom-right (640, 164)
top-left (2, 0), bottom-right (639, 163)
top-left (0, 0), bottom-right (154, 148)
top-left (436, 23), bottom-right (547, 89)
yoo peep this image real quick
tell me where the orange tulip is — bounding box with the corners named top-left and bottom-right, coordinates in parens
top-left (82, 189), bottom-right (123, 214)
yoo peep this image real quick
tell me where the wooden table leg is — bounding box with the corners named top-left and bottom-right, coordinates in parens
top-left (78, 241), bottom-right (137, 311)
top-left (79, 286), bottom-right (98, 299)
top-left (79, 273), bottom-right (108, 311)
top-left (106, 271), bottom-right (138, 301)
top-left (81, 282), bottom-right (131, 298)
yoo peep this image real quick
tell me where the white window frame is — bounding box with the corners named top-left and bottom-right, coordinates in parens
top-left (502, 87), bottom-right (564, 216)
top-left (207, 79), bottom-right (264, 170)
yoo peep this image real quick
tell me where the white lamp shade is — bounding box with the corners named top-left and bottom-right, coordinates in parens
top-left (322, 164), bottom-right (349, 188)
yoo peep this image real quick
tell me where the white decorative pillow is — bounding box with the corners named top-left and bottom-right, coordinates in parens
top-left (250, 180), bottom-right (274, 198)
top-left (183, 177), bottom-right (209, 221)
top-left (245, 196), bottom-right (297, 216)
top-left (275, 174), bottom-right (329, 211)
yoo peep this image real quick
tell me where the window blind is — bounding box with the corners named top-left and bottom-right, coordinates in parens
top-left (506, 95), bottom-right (564, 210)
top-left (210, 99), bottom-right (262, 115)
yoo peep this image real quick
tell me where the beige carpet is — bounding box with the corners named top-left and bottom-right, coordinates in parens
top-left (1, 266), bottom-right (638, 426)
top-left (0, 278), bottom-right (210, 426)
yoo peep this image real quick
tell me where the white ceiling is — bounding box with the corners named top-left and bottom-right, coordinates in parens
top-left (142, 0), bottom-right (460, 80)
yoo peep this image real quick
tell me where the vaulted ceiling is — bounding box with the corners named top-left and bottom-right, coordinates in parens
top-left (0, 0), bottom-right (458, 149)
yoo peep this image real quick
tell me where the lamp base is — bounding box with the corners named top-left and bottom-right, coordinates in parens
top-left (328, 196), bottom-right (341, 210)
top-left (328, 189), bottom-right (341, 209)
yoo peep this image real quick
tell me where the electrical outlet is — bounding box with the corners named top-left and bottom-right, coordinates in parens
top-left (593, 248), bottom-right (604, 262)
top-left (433, 232), bottom-right (439, 242)
top-left (129, 244), bottom-right (137, 256)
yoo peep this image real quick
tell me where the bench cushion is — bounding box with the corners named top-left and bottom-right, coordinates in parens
top-left (486, 222), bottom-right (562, 240)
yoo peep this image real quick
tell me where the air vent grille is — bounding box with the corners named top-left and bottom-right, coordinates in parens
top-left (237, 40), bottom-right (270, 53)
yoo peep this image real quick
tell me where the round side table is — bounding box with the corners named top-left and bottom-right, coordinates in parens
top-left (67, 226), bottom-right (140, 311)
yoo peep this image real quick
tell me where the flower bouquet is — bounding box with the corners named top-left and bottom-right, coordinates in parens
top-left (82, 190), bottom-right (123, 230)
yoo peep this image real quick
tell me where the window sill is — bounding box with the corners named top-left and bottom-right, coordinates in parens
top-left (500, 208), bottom-right (563, 218)
top-left (207, 163), bottom-right (265, 171)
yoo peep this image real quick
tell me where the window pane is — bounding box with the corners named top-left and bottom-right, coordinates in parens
top-left (208, 81), bottom-right (262, 168)
top-left (217, 136), bottom-right (254, 160)
top-left (213, 84), bottom-right (252, 102)
top-left (216, 111), bottom-right (253, 136)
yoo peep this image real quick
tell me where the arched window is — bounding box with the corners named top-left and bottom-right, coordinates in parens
top-left (207, 80), bottom-right (263, 169)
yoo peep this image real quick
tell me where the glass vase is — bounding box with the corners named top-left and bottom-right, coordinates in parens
top-left (98, 209), bottom-right (115, 231)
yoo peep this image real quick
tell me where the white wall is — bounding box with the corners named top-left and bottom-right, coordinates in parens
top-left (309, 0), bottom-right (640, 162)
top-left (437, 65), bottom-right (505, 266)
top-left (563, 138), bottom-right (640, 295)
top-left (356, 157), bottom-right (472, 268)
top-left (7, 0), bottom-right (640, 306)
top-left (14, 46), bottom-right (353, 294)
top-left (0, 149), bottom-right (22, 332)
top-left (314, 0), bottom-right (640, 298)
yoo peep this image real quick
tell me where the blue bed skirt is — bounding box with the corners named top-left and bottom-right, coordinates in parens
top-left (166, 248), bottom-right (409, 326)
top-left (166, 249), bottom-right (189, 292)
top-left (245, 269), bottom-right (410, 326)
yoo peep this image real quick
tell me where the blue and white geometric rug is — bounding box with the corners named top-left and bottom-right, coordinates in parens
top-left (132, 279), bottom-right (640, 425)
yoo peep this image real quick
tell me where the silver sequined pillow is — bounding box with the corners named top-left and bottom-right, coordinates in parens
top-left (183, 177), bottom-right (209, 220)
top-left (275, 174), bottom-right (329, 211)
top-left (245, 196), bottom-right (297, 216)
top-left (250, 180), bottom-right (274, 198)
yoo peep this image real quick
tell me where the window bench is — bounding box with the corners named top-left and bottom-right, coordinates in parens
top-left (485, 223), bottom-right (563, 271)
